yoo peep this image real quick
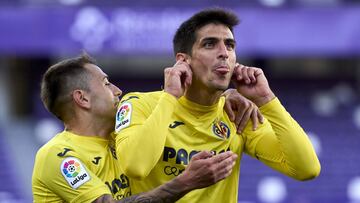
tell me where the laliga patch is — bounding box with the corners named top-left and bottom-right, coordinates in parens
top-left (212, 120), bottom-right (230, 140)
top-left (115, 102), bottom-right (132, 132)
top-left (60, 157), bottom-right (91, 189)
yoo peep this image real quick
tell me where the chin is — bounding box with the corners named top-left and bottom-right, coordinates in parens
top-left (214, 84), bottom-right (229, 91)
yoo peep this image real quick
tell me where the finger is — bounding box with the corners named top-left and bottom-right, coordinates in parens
top-left (208, 151), bottom-right (234, 164)
top-left (176, 64), bottom-right (192, 88)
top-left (234, 103), bottom-right (247, 133)
top-left (213, 153), bottom-right (237, 170)
top-left (184, 66), bottom-right (192, 87)
top-left (190, 151), bottom-right (213, 161)
top-left (234, 63), bottom-right (242, 81)
top-left (216, 156), bottom-right (237, 176)
top-left (258, 109), bottom-right (264, 124)
top-left (253, 67), bottom-right (263, 77)
top-left (174, 59), bottom-right (184, 67)
top-left (237, 105), bottom-right (252, 134)
top-left (224, 100), bottom-right (235, 121)
top-left (241, 66), bottom-right (250, 84)
top-left (251, 107), bottom-right (258, 131)
top-left (216, 168), bottom-right (233, 182)
top-left (247, 67), bottom-right (257, 83)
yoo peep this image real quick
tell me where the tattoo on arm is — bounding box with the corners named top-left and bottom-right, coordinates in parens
top-left (93, 178), bottom-right (188, 203)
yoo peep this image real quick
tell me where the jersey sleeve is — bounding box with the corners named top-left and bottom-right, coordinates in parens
top-left (32, 147), bottom-right (111, 202)
top-left (241, 98), bottom-right (321, 180)
top-left (114, 92), bottom-right (178, 180)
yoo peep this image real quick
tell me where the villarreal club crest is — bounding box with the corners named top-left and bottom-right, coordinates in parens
top-left (212, 119), bottom-right (230, 140)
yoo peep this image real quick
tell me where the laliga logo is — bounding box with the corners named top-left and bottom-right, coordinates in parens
top-left (212, 121), bottom-right (230, 139)
top-left (117, 105), bottom-right (130, 122)
top-left (61, 157), bottom-right (90, 189)
top-left (62, 159), bottom-right (81, 178)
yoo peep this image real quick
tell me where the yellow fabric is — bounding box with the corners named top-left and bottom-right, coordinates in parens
top-left (115, 91), bottom-right (320, 203)
top-left (32, 131), bottom-right (131, 202)
top-left (115, 92), bottom-right (178, 179)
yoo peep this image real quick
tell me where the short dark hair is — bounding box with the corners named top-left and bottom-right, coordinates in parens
top-left (40, 53), bottom-right (96, 121)
top-left (173, 8), bottom-right (240, 56)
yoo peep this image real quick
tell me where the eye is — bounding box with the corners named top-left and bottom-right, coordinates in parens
top-left (225, 42), bottom-right (235, 51)
top-left (104, 78), bottom-right (111, 86)
top-left (203, 41), bottom-right (214, 48)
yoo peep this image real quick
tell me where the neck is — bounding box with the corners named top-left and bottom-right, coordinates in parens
top-left (65, 116), bottom-right (113, 139)
top-left (185, 85), bottom-right (223, 106)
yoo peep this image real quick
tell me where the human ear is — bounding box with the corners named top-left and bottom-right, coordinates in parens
top-left (72, 90), bottom-right (90, 109)
top-left (176, 53), bottom-right (191, 63)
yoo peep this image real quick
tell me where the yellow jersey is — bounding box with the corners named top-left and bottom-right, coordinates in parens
top-left (32, 131), bottom-right (131, 202)
top-left (114, 91), bottom-right (320, 203)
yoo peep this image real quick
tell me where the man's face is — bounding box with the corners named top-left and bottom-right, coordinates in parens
top-left (187, 23), bottom-right (236, 91)
top-left (84, 63), bottom-right (122, 120)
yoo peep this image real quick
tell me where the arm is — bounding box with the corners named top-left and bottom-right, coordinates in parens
top-left (255, 98), bottom-right (321, 180)
top-left (115, 60), bottom-right (192, 180)
top-left (115, 92), bottom-right (177, 180)
top-left (233, 64), bottom-right (321, 180)
top-left (93, 151), bottom-right (238, 203)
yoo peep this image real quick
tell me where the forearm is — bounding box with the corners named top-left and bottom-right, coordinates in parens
top-left (257, 98), bottom-right (320, 180)
top-left (116, 92), bottom-right (177, 179)
top-left (94, 176), bottom-right (188, 203)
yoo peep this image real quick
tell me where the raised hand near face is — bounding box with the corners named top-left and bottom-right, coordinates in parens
top-left (232, 64), bottom-right (275, 107)
top-left (164, 57), bottom-right (192, 99)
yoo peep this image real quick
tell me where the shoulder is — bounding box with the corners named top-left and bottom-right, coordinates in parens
top-left (120, 91), bottom-right (163, 103)
top-left (34, 132), bottom-right (79, 166)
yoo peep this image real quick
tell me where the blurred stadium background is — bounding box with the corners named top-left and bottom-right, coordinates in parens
top-left (0, 0), bottom-right (360, 202)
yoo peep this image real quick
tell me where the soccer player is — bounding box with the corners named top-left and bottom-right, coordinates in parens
top-left (32, 54), bottom-right (240, 202)
top-left (114, 8), bottom-right (321, 203)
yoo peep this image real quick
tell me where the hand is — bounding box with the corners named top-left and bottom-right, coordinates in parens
top-left (222, 89), bottom-right (264, 133)
top-left (163, 58), bottom-right (192, 99)
top-left (177, 151), bottom-right (238, 192)
top-left (232, 64), bottom-right (275, 107)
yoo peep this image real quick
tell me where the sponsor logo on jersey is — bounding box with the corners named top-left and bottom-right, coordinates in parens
top-left (61, 157), bottom-right (90, 189)
top-left (105, 174), bottom-right (131, 199)
top-left (163, 165), bottom-right (185, 176)
top-left (162, 146), bottom-right (231, 165)
top-left (115, 102), bottom-right (132, 132)
top-left (57, 148), bottom-right (72, 157)
top-left (169, 121), bottom-right (185, 129)
top-left (212, 120), bottom-right (230, 139)
top-left (92, 156), bottom-right (102, 165)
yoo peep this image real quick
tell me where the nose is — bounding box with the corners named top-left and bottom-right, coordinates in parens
top-left (112, 84), bottom-right (122, 97)
top-left (217, 42), bottom-right (229, 60)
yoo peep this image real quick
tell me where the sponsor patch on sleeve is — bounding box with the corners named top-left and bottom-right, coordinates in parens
top-left (60, 157), bottom-right (91, 189)
top-left (115, 102), bottom-right (132, 132)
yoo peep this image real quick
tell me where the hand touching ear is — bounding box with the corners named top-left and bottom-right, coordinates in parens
top-left (164, 57), bottom-right (192, 99)
top-left (232, 64), bottom-right (275, 107)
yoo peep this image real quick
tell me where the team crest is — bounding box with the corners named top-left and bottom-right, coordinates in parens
top-left (212, 120), bottom-right (230, 139)
top-left (115, 102), bottom-right (132, 132)
top-left (60, 157), bottom-right (90, 189)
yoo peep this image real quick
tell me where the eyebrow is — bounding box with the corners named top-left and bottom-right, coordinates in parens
top-left (201, 37), bottom-right (236, 45)
top-left (201, 37), bottom-right (218, 43)
top-left (225, 38), bottom-right (236, 45)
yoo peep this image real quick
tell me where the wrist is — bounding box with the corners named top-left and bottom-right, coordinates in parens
top-left (221, 88), bottom-right (237, 98)
top-left (173, 173), bottom-right (193, 194)
top-left (253, 92), bottom-right (276, 107)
